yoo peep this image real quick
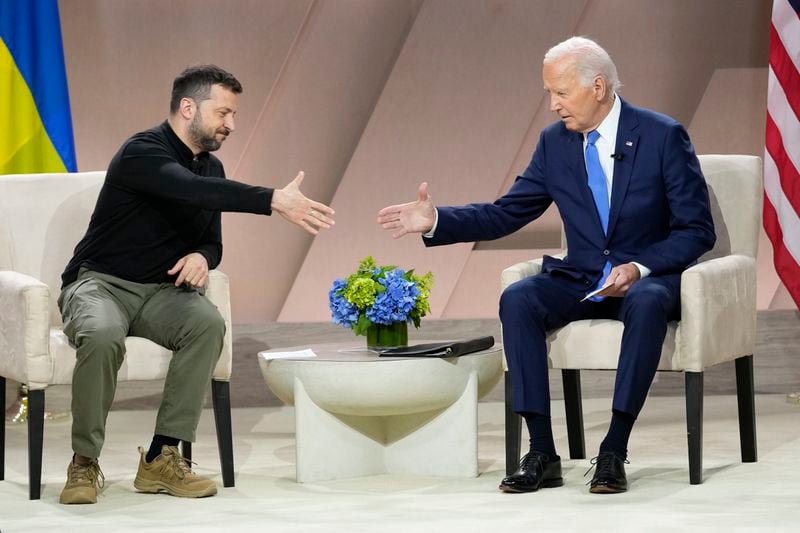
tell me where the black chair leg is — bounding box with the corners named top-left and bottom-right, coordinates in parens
top-left (562, 369), bottom-right (586, 459)
top-left (504, 371), bottom-right (521, 475)
top-left (1, 376), bottom-right (5, 481)
top-left (685, 371), bottom-right (703, 485)
top-left (181, 441), bottom-right (192, 462)
top-left (28, 389), bottom-right (45, 500)
top-left (735, 355), bottom-right (757, 463)
top-left (212, 379), bottom-right (235, 487)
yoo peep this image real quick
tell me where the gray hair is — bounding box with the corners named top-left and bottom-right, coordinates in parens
top-left (543, 36), bottom-right (622, 93)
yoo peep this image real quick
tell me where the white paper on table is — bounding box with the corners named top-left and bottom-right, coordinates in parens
top-left (258, 348), bottom-right (318, 361)
top-left (580, 281), bottom-right (614, 302)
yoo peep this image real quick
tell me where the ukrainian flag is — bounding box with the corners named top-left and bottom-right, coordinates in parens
top-left (0, 0), bottom-right (76, 173)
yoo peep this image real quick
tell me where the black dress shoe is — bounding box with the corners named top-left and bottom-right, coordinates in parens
top-left (499, 452), bottom-right (563, 493)
top-left (587, 452), bottom-right (628, 493)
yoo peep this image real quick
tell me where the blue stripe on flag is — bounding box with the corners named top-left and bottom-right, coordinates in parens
top-left (0, 0), bottom-right (77, 171)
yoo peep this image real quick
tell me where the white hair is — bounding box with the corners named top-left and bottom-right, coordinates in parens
top-left (543, 36), bottom-right (622, 93)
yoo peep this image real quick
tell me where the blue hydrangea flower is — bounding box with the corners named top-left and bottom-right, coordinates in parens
top-left (329, 278), bottom-right (359, 327)
top-left (365, 269), bottom-right (420, 325)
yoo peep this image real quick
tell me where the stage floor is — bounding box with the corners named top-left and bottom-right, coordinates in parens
top-left (3, 314), bottom-right (799, 531)
top-left (2, 394), bottom-right (799, 532)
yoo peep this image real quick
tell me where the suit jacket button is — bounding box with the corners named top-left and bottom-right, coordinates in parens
top-left (603, 249), bottom-right (610, 256)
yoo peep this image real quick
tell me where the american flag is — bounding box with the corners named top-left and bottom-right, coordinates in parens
top-left (764, 0), bottom-right (800, 310)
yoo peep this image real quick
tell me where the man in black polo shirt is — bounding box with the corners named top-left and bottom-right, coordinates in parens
top-left (58, 64), bottom-right (335, 504)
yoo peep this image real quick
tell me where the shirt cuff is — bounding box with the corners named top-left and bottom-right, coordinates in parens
top-left (632, 261), bottom-right (651, 279)
top-left (422, 208), bottom-right (439, 238)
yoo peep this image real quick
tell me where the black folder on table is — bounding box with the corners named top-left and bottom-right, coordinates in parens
top-left (378, 336), bottom-right (495, 358)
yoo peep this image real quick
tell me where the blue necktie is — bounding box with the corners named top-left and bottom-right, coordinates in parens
top-left (585, 130), bottom-right (612, 301)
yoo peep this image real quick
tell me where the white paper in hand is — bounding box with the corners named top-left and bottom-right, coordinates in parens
top-left (580, 281), bottom-right (614, 302)
top-left (258, 348), bottom-right (317, 361)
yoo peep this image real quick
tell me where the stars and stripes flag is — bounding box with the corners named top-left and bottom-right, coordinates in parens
top-left (764, 0), bottom-right (800, 310)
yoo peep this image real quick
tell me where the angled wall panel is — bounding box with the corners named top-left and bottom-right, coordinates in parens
top-left (280, 0), bottom-right (588, 322)
top-left (221, 0), bottom-right (423, 321)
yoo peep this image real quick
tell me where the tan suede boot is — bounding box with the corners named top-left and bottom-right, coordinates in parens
top-left (60, 457), bottom-right (104, 504)
top-left (133, 445), bottom-right (217, 498)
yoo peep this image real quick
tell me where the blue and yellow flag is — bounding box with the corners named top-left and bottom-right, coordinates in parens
top-left (0, 0), bottom-right (76, 173)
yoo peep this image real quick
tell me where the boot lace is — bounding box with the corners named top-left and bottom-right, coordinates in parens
top-left (70, 460), bottom-right (105, 489)
top-left (159, 446), bottom-right (198, 481)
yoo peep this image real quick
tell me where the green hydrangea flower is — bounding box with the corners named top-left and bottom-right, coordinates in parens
top-left (343, 276), bottom-right (380, 309)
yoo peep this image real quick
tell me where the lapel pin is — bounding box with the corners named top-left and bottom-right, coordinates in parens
top-left (625, 141), bottom-right (633, 146)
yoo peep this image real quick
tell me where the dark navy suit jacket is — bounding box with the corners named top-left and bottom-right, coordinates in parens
top-left (424, 99), bottom-right (716, 294)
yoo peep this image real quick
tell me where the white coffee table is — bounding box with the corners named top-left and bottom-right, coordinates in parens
top-left (257, 341), bottom-right (503, 482)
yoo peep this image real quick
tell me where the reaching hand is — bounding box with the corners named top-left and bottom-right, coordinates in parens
top-left (596, 263), bottom-right (641, 297)
top-left (376, 182), bottom-right (436, 239)
top-left (271, 171), bottom-right (335, 235)
top-left (168, 252), bottom-right (209, 288)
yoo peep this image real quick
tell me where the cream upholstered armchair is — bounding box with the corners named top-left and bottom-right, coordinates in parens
top-left (501, 154), bottom-right (761, 484)
top-left (0, 171), bottom-right (235, 499)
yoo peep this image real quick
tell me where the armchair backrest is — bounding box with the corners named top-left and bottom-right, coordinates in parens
top-left (696, 155), bottom-right (762, 261)
top-left (556, 155), bottom-right (763, 261)
top-left (0, 171), bottom-right (106, 325)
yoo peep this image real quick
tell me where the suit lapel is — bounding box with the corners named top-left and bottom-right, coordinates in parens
top-left (606, 100), bottom-right (640, 238)
top-left (562, 127), bottom-right (603, 234)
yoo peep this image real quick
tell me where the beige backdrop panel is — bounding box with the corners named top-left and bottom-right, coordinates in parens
top-left (58, 0), bottom-right (783, 324)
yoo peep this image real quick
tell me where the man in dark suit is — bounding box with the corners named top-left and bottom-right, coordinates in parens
top-left (377, 36), bottom-right (715, 493)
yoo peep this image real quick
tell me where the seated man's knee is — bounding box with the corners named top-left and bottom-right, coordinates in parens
top-left (623, 280), bottom-right (672, 315)
top-left (499, 279), bottom-right (546, 321)
top-left (185, 303), bottom-right (226, 340)
top-left (500, 280), bottom-right (527, 317)
top-left (74, 324), bottom-right (127, 363)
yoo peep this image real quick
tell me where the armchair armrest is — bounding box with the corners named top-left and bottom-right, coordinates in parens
top-left (500, 252), bottom-right (565, 290)
top-left (205, 269), bottom-right (233, 381)
top-left (678, 255), bottom-right (757, 371)
top-left (0, 271), bottom-right (52, 389)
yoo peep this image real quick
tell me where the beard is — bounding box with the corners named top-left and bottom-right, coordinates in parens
top-left (188, 113), bottom-right (228, 152)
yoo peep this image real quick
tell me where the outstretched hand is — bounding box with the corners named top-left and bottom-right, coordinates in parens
top-left (376, 182), bottom-right (436, 239)
top-left (271, 171), bottom-right (335, 235)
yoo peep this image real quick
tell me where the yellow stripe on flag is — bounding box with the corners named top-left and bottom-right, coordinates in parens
top-left (0, 38), bottom-right (67, 174)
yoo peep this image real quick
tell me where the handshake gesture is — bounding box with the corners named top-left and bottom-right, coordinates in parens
top-left (272, 172), bottom-right (436, 240)
top-left (270, 173), bottom-right (439, 241)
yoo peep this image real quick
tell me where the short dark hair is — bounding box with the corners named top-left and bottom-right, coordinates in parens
top-left (170, 64), bottom-right (242, 114)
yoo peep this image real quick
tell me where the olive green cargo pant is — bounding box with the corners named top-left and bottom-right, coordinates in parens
top-left (58, 269), bottom-right (225, 459)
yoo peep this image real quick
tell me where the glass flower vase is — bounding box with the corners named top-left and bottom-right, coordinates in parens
top-left (366, 321), bottom-right (408, 349)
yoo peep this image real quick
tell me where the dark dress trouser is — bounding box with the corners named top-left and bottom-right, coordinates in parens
top-left (499, 272), bottom-right (681, 418)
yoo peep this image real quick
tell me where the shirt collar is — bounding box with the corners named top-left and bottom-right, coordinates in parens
top-left (585, 93), bottom-right (621, 146)
top-left (159, 120), bottom-right (210, 167)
